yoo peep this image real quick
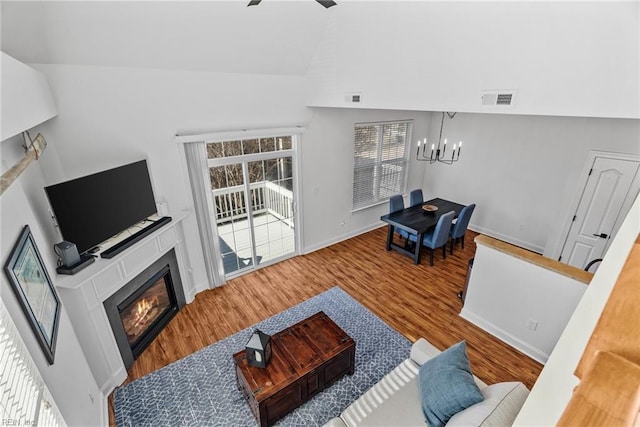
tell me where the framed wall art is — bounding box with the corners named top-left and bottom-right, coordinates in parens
top-left (4, 225), bottom-right (61, 364)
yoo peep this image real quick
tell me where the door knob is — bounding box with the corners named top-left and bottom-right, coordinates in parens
top-left (592, 233), bottom-right (609, 239)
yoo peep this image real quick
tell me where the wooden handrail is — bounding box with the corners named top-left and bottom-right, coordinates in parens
top-left (557, 350), bottom-right (640, 427)
top-left (575, 235), bottom-right (640, 377)
top-left (474, 235), bottom-right (593, 284)
top-left (558, 234), bottom-right (640, 426)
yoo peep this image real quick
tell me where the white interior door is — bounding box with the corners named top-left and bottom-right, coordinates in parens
top-left (560, 156), bottom-right (640, 269)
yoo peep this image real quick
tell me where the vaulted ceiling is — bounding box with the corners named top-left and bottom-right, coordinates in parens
top-left (3, 1), bottom-right (638, 118)
top-left (1, 1), bottom-right (331, 75)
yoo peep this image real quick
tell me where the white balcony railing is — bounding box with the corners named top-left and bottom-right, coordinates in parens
top-left (211, 181), bottom-right (294, 227)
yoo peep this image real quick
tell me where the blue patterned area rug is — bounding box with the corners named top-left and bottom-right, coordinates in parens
top-left (114, 286), bottom-right (412, 426)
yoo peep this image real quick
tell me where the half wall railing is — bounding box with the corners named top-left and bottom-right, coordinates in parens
top-left (211, 181), bottom-right (294, 227)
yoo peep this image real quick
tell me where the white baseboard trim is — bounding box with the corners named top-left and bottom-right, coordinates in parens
top-left (100, 365), bottom-right (127, 396)
top-left (303, 223), bottom-right (386, 255)
top-left (100, 394), bottom-right (109, 427)
top-left (185, 280), bottom-right (211, 302)
top-left (186, 285), bottom-right (200, 303)
top-left (468, 225), bottom-right (545, 254)
top-left (302, 223), bottom-right (542, 257)
top-left (460, 308), bottom-right (549, 365)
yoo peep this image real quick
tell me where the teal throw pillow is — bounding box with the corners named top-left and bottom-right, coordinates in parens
top-left (418, 341), bottom-right (484, 427)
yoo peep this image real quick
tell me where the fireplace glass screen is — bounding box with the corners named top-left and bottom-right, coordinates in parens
top-left (119, 267), bottom-right (174, 347)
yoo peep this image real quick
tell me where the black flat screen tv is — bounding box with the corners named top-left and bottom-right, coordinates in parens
top-left (45, 160), bottom-right (157, 255)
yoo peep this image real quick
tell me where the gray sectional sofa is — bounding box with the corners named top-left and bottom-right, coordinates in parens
top-left (324, 338), bottom-right (530, 427)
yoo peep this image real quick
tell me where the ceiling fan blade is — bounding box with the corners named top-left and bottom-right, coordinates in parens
top-left (316, 0), bottom-right (337, 8)
top-left (248, 0), bottom-right (335, 8)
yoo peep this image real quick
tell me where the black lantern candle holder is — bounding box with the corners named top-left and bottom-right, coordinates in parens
top-left (246, 329), bottom-right (272, 368)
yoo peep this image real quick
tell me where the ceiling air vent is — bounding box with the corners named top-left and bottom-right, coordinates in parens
top-left (481, 90), bottom-right (516, 107)
top-left (344, 92), bottom-right (362, 104)
top-left (496, 93), bottom-right (513, 105)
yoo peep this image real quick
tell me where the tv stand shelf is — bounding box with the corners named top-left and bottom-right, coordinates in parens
top-left (56, 253), bottom-right (96, 275)
top-left (101, 216), bottom-right (172, 259)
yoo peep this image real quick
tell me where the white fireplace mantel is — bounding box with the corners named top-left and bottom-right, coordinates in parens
top-left (55, 212), bottom-right (195, 395)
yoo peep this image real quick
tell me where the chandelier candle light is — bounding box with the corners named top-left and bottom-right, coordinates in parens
top-left (417, 112), bottom-right (461, 165)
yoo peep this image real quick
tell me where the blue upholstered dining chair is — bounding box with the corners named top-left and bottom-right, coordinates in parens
top-left (449, 203), bottom-right (476, 254)
top-left (409, 189), bottom-right (423, 207)
top-left (389, 194), bottom-right (414, 242)
top-left (389, 194), bottom-right (404, 214)
top-left (410, 210), bottom-right (455, 266)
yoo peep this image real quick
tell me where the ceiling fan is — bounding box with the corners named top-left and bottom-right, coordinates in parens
top-left (248, 0), bottom-right (337, 8)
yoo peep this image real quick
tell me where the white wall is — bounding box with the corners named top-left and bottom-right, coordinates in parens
top-left (0, 136), bottom-right (104, 426)
top-left (514, 194), bottom-right (640, 425)
top-left (300, 107), bottom-right (429, 252)
top-left (30, 63), bottom-right (312, 294)
top-left (307, 2), bottom-right (639, 119)
top-left (420, 112), bottom-right (640, 253)
top-left (0, 52), bottom-right (57, 141)
top-left (461, 242), bottom-right (587, 364)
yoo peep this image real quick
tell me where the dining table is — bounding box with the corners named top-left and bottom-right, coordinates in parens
top-left (379, 197), bottom-right (466, 264)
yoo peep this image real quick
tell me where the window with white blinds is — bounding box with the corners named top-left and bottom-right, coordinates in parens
top-left (0, 301), bottom-right (66, 427)
top-left (352, 120), bottom-right (412, 210)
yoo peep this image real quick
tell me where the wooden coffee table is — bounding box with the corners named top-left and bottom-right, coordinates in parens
top-left (233, 311), bottom-right (356, 427)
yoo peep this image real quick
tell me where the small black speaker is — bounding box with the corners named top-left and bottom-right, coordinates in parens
top-left (54, 241), bottom-right (81, 268)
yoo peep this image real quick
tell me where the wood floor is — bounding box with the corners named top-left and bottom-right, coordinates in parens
top-left (109, 227), bottom-right (543, 424)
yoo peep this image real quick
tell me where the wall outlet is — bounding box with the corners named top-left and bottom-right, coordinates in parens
top-left (156, 199), bottom-right (169, 216)
top-left (526, 318), bottom-right (539, 331)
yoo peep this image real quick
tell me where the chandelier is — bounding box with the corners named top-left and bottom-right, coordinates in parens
top-left (416, 112), bottom-right (461, 165)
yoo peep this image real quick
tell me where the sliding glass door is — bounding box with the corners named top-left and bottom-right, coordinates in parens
top-left (207, 137), bottom-right (297, 277)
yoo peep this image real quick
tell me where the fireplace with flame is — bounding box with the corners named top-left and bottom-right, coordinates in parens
top-left (104, 250), bottom-right (185, 369)
top-left (120, 265), bottom-right (174, 352)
